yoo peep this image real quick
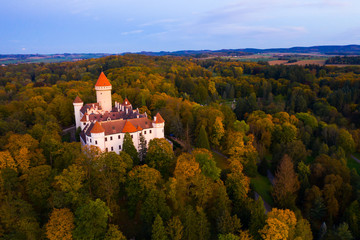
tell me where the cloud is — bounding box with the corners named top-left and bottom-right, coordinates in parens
top-left (22, 47), bottom-right (26, 51)
top-left (121, 30), bottom-right (144, 36)
top-left (140, 18), bottom-right (178, 27)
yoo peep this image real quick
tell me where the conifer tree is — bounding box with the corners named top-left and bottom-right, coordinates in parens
top-left (123, 132), bottom-right (140, 165)
top-left (196, 125), bottom-right (210, 150)
top-left (138, 134), bottom-right (147, 162)
top-left (152, 215), bottom-right (168, 240)
top-left (166, 216), bottom-right (183, 240)
top-left (272, 154), bottom-right (300, 209)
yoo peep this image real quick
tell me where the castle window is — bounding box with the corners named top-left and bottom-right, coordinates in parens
top-left (118, 135), bottom-right (120, 139)
top-left (111, 147), bottom-right (113, 151)
top-left (83, 123), bottom-right (86, 125)
top-left (162, 129), bottom-right (164, 132)
top-left (110, 136), bottom-right (113, 141)
top-left (105, 137), bottom-right (107, 141)
top-left (144, 131), bottom-right (146, 134)
top-left (95, 140), bottom-right (97, 144)
top-left (150, 130), bottom-right (152, 134)
top-left (119, 145), bottom-right (121, 150)
top-left (131, 135), bottom-right (133, 139)
top-left (140, 133), bottom-right (142, 136)
top-left (90, 139), bottom-right (92, 143)
top-left (105, 148), bottom-right (108, 152)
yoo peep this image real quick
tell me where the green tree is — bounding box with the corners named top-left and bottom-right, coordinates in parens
top-left (25, 165), bottom-right (53, 209)
top-left (139, 134), bottom-right (147, 162)
top-left (249, 198), bottom-right (266, 240)
top-left (147, 138), bottom-right (175, 177)
top-left (196, 125), bottom-right (210, 150)
top-left (123, 132), bottom-right (139, 165)
top-left (166, 216), bottom-right (183, 240)
top-left (104, 224), bottom-right (127, 240)
top-left (152, 215), bottom-right (168, 240)
top-left (192, 148), bottom-right (220, 180)
top-left (73, 199), bottom-right (112, 240)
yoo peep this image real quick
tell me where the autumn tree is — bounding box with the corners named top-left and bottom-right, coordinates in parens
top-left (166, 216), bottom-right (183, 240)
top-left (45, 208), bottom-right (75, 240)
top-left (147, 138), bottom-right (175, 177)
top-left (152, 215), bottom-right (167, 240)
top-left (104, 224), bottom-right (127, 240)
top-left (126, 165), bottom-right (162, 215)
top-left (272, 154), bottom-right (300, 209)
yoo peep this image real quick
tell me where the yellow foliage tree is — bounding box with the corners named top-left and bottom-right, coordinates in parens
top-left (45, 208), bottom-right (75, 240)
top-left (15, 147), bottom-right (30, 173)
top-left (260, 208), bottom-right (297, 240)
top-left (0, 151), bottom-right (17, 171)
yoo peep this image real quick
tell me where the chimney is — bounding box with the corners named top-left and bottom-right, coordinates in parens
top-left (137, 115), bottom-right (139, 118)
top-left (154, 116), bottom-right (157, 122)
top-left (86, 114), bottom-right (89, 121)
top-left (126, 108), bottom-right (128, 114)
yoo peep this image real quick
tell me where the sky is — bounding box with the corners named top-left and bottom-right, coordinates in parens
top-left (0, 0), bottom-right (359, 54)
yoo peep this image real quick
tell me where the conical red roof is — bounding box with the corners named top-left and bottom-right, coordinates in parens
top-left (95, 72), bottom-right (111, 87)
top-left (123, 98), bottom-right (131, 106)
top-left (73, 96), bottom-right (83, 103)
top-left (122, 120), bottom-right (137, 133)
top-left (154, 112), bottom-right (165, 123)
top-left (91, 122), bottom-right (105, 133)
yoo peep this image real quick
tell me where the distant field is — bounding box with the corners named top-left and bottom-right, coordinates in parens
top-left (269, 59), bottom-right (326, 66)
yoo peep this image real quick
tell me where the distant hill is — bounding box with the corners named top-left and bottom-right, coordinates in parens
top-left (2, 45), bottom-right (360, 65)
top-left (137, 45), bottom-right (360, 57)
top-left (0, 53), bottom-right (112, 65)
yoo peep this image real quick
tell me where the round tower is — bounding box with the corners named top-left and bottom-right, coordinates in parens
top-left (153, 112), bottom-right (165, 139)
top-left (73, 96), bottom-right (83, 129)
top-left (95, 72), bottom-right (112, 112)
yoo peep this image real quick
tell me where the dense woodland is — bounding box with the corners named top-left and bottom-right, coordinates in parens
top-left (0, 55), bottom-right (360, 240)
top-left (326, 56), bottom-right (360, 65)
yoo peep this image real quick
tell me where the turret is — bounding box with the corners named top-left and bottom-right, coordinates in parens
top-left (95, 72), bottom-right (112, 112)
top-left (73, 96), bottom-right (83, 129)
top-left (153, 112), bottom-right (165, 138)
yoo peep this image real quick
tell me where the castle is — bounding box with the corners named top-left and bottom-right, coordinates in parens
top-left (73, 72), bottom-right (165, 153)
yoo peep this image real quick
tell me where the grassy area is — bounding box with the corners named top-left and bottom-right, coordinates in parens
top-left (353, 152), bottom-right (360, 159)
top-left (212, 151), bottom-right (229, 170)
top-left (250, 173), bottom-right (274, 206)
top-left (348, 153), bottom-right (360, 175)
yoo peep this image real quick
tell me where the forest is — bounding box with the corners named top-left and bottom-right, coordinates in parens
top-left (0, 54), bottom-right (360, 240)
top-left (326, 56), bottom-right (360, 65)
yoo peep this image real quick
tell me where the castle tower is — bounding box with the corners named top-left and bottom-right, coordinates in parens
top-left (95, 72), bottom-right (112, 112)
top-left (73, 96), bottom-right (83, 129)
top-left (153, 112), bottom-right (165, 139)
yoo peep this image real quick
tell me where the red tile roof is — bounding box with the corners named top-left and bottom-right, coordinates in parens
top-left (90, 121), bottom-right (105, 133)
top-left (137, 125), bottom-right (143, 131)
top-left (154, 112), bottom-right (165, 123)
top-left (123, 98), bottom-right (131, 106)
top-left (80, 114), bottom-right (87, 122)
top-left (95, 72), bottom-right (111, 87)
top-left (122, 120), bottom-right (137, 133)
top-left (73, 96), bottom-right (83, 103)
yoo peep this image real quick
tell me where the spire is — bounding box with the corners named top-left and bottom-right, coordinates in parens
top-left (154, 112), bottom-right (165, 123)
top-left (95, 72), bottom-right (111, 87)
top-left (73, 96), bottom-right (83, 103)
top-left (123, 98), bottom-right (131, 106)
